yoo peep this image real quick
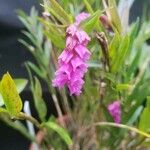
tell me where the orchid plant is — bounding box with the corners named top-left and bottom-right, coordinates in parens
top-left (0, 0), bottom-right (150, 149)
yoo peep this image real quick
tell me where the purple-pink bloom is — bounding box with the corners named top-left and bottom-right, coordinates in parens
top-left (52, 12), bottom-right (91, 96)
top-left (108, 101), bottom-right (121, 123)
top-left (75, 12), bottom-right (90, 25)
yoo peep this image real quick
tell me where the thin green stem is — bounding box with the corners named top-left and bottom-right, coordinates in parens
top-left (18, 112), bottom-right (41, 129)
top-left (93, 122), bottom-right (150, 138)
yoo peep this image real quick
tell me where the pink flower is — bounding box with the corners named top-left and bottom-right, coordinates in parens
top-left (68, 75), bottom-right (84, 96)
top-left (52, 12), bottom-right (91, 95)
top-left (75, 12), bottom-right (90, 25)
top-left (75, 45), bottom-right (91, 60)
top-left (76, 30), bottom-right (91, 46)
top-left (108, 101), bottom-right (121, 123)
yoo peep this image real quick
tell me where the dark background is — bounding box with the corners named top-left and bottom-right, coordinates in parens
top-left (0, 0), bottom-right (146, 150)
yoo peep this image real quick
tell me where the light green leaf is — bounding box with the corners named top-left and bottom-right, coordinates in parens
top-left (44, 0), bottom-right (72, 24)
top-left (0, 79), bottom-right (27, 107)
top-left (45, 31), bottom-right (65, 49)
top-left (83, 0), bottom-right (94, 14)
top-left (42, 20), bottom-right (65, 48)
top-left (0, 107), bottom-right (8, 113)
top-left (81, 10), bottom-right (101, 33)
top-left (0, 73), bottom-right (23, 115)
top-left (127, 106), bottom-right (143, 125)
top-left (139, 97), bottom-right (150, 132)
top-left (43, 121), bottom-right (73, 145)
top-left (125, 49), bottom-right (141, 82)
top-left (128, 18), bottom-right (139, 50)
top-left (107, 0), bottom-right (122, 33)
top-left (109, 31), bottom-right (121, 59)
top-left (111, 35), bottom-right (130, 73)
top-left (44, 40), bottom-right (51, 61)
top-left (39, 18), bottom-right (65, 48)
top-left (116, 84), bottom-right (131, 91)
top-left (14, 79), bottom-right (28, 93)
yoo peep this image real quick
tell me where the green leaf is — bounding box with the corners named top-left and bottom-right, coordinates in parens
top-left (116, 84), bottom-right (131, 91)
top-left (27, 61), bottom-right (46, 79)
top-left (109, 31), bottom-right (121, 59)
top-left (127, 106), bottom-right (143, 125)
top-left (33, 77), bottom-right (47, 122)
top-left (45, 30), bottom-right (65, 49)
top-left (128, 18), bottom-right (139, 50)
top-left (0, 107), bottom-right (8, 113)
top-left (83, 0), bottom-right (94, 14)
top-left (18, 39), bottom-right (35, 54)
top-left (60, 0), bottom-right (69, 11)
top-left (125, 49), bottom-right (141, 82)
top-left (135, 22), bottom-right (150, 49)
top-left (139, 97), bottom-right (150, 132)
top-left (44, 40), bottom-right (51, 61)
top-left (81, 10), bottom-right (101, 33)
top-left (22, 31), bottom-right (37, 47)
top-left (0, 73), bottom-right (23, 115)
top-left (111, 35), bottom-right (130, 73)
top-left (0, 79), bottom-right (27, 107)
top-left (43, 121), bottom-right (73, 145)
top-left (40, 18), bottom-right (65, 48)
top-left (44, 0), bottom-right (72, 24)
top-left (14, 79), bottom-right (28, 93)
top-left (107, 0), bottom-right (122, 33)
top-left (17, 10), bottom-right (31, 33)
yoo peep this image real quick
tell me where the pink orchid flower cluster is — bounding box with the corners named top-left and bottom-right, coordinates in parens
top-left (108, 101), bottom-right (121, 123)
top-left (52, 12), bottom-right (91, 95)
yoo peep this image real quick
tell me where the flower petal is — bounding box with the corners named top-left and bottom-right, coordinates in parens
top-left (75, 45), bottom-right (91, 60)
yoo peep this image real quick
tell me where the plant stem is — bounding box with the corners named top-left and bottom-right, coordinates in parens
top-left (18, 112), bottom-right (41, 129)
top-left (92, 122), bottom-right (150, 138)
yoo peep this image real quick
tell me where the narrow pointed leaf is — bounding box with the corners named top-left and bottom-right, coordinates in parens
top-left (33, 77), bottom-right (47, 122)
top-left (81, 10), bottom-right (101, 33)
top-left (83, 0), bottom-right (94, 14)
top-left (45, 0), bottom-right (72, 24)
top-left (111, 35), bottom-right (130, 73)
top-left (107, 0), bottom-right (122, 33)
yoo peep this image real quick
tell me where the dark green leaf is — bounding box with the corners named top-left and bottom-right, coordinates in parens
top-left (33, 77), bottom-right (47, 122)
